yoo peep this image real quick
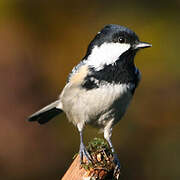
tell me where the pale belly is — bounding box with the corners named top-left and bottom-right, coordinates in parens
top-left (61, 83), bottom-right (133, 128)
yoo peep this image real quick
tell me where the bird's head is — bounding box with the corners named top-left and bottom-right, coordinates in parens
top-left (85, 24), bottom-right (152, 70)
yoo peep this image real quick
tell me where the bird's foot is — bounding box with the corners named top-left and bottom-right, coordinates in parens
top-left (113, 153), bottom-right (121, 179)
top-left (79, 143), bottom-right (92, 164)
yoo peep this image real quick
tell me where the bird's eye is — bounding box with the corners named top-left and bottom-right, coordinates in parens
top-left (118, 37), bottom-right (125, 43)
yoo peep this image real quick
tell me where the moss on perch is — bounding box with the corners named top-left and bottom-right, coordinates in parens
top-left (63, 138), bottom-right (121, 180)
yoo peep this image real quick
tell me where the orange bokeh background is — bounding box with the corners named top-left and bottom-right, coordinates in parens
top-left (0, 1), bottom-right (180, 180)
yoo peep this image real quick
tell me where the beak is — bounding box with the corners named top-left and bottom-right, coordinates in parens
top-left (133, 41), bottom-right (152, 49)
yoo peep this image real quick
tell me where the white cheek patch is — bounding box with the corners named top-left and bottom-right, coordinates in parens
top-left (87, 42), bottom-right (130, 70)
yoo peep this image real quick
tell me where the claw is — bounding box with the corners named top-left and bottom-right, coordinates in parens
top-left (104, 135), bottom-right (121, 179)
top-left (79, 130), bottom-right (92, 164)
top-left (113, 153), bottom-right (121, 179)
top-left (114, 165), bottom-right (121, 180)
top-left (79, 142), bottom-right (92, 164)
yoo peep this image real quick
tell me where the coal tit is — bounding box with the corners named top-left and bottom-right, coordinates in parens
top-left (28, 24), bottom-right (152, 170)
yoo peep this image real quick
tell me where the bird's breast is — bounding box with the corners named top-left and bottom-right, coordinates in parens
top-left (61, 82), bottom-right (134, 128)
top-left (85, 83), bottom-right (134, 127)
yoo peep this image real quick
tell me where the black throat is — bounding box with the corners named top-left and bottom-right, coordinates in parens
top-left (82, 49), bottom-right (140, 91)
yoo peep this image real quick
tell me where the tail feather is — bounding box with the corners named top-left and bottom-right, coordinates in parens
top-left (28, 100), bottom-right (63, 124)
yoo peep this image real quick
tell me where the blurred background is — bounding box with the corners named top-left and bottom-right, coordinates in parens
top-left (0, 1), bottom-right (180, 180)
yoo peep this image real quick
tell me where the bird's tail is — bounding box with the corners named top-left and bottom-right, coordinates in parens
top-left (28, 100), bottom-right (63, 124)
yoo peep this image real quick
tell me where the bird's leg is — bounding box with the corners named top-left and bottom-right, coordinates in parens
top-left (106, 137), bottom-right (121, 168)
top-left (104, 126), bottom-right (121, 172)
top-left (79, 131), bottom-right (92, 164)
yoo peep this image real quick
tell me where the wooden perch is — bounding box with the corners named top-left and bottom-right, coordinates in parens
top-left (62, 155), bottom-right (91, 180)
top-left (61, 138), bottom-right (121, 180)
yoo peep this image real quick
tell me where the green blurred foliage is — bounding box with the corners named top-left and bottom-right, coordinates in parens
top-left (0, 1), bottom-right (180, 180)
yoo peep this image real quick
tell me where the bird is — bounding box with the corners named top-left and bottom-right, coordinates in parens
top-left (28, 24), bottom-right (152, 170)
